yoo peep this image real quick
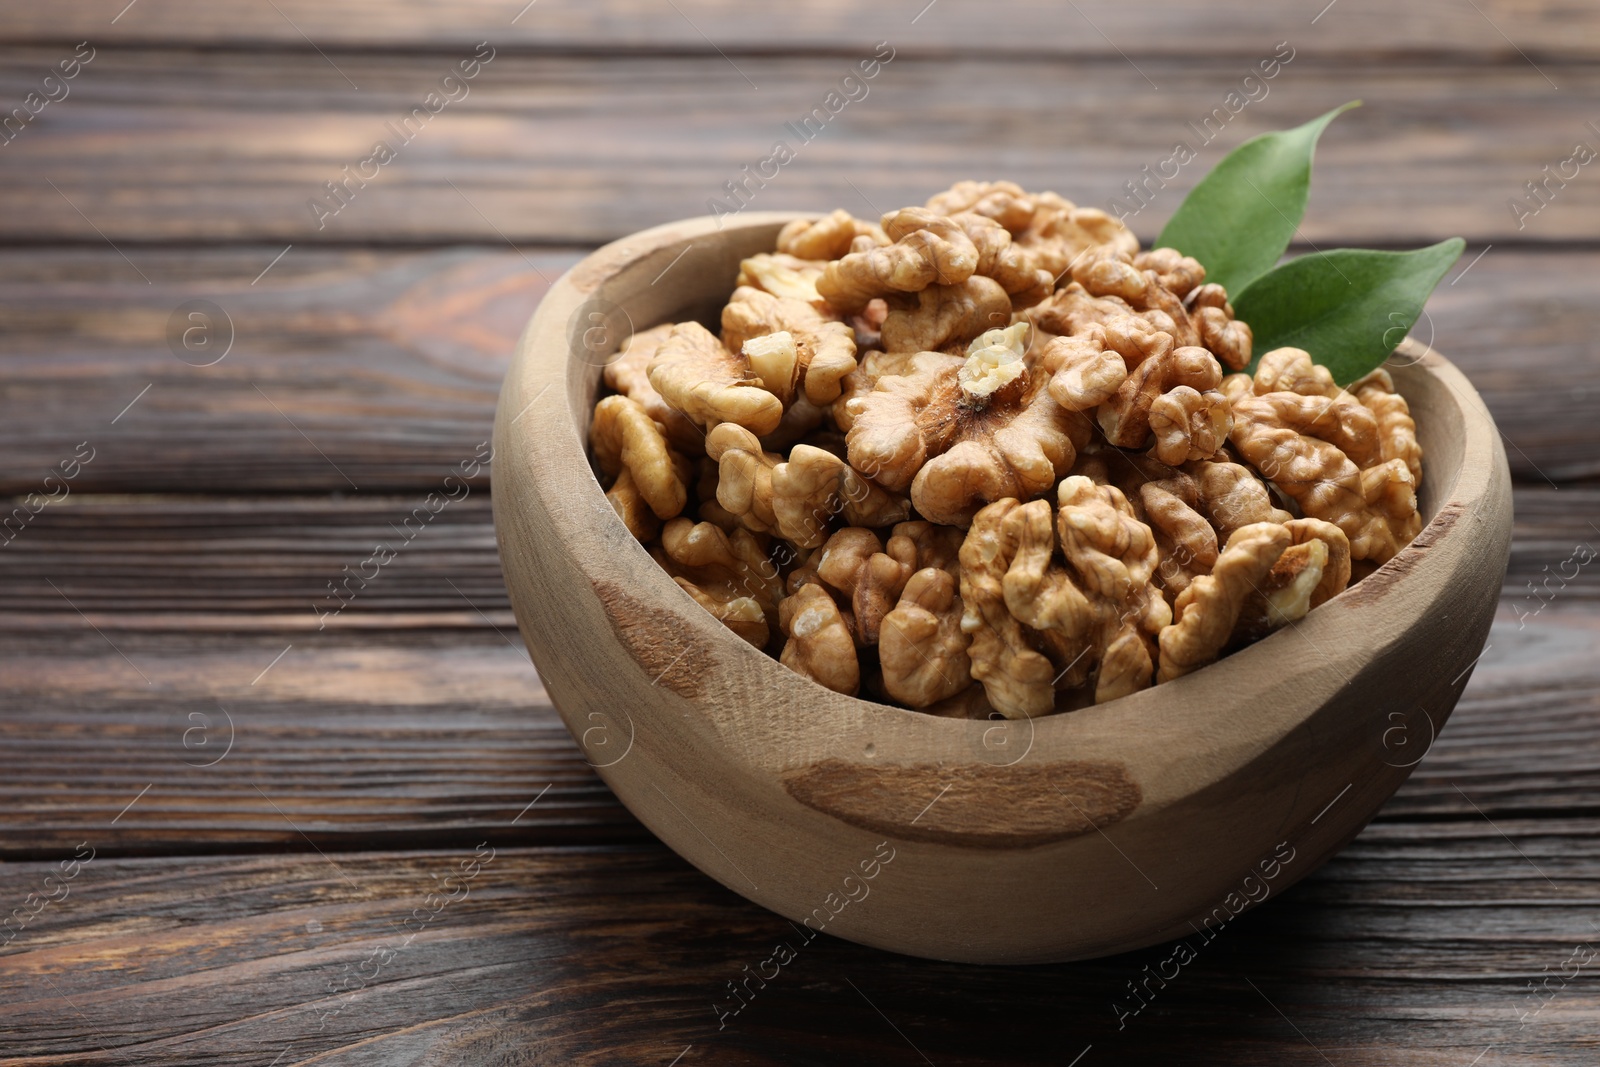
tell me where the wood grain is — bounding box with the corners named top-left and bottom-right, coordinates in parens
top-left (781, 760), bottom-right (1144, 848)
top-left (0, 247), bottom-right (564, 494)
top-left (2, 0), bottom-right (1594, 57)
top-left (0, 629), bottom-right (646, 858)
top-left (0, 247), bottom-right (1594, 495)
top-left (0, 497), bottom-right (514, 621)
top-left (2, 50), bottom-right (1598, 246)
top-left (0, 0), bottom-right (1595, 1053)
top-left (1, 829), bottom-right (1596, 1065)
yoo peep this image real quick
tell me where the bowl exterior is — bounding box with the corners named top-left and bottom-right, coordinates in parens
top-left (492, 214), bottom-right (1513, 963)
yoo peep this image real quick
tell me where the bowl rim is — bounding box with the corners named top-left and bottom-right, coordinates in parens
top-left (494, 210), bottom-right (1507, 822)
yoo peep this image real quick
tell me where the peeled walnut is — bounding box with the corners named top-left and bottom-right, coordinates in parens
top-left (959, 499), bottom-right (1059, 718)
top-left (1134, 248), bottom-right (1206, 298)
top-left (1239, 390), bottom-right (1381, 466)
top-left (816, 208), bottom-right (979, 312)
top-left (853, 551), bottom-right (913, 646)
top-left (1147, 385), bottom-right (1233, 466)
top-left (827, 519), bottom-right (967, 650)
top-left (842, 350), bottom-right (961, 488)
top-left (770, 444), bottom-right (911, 549)
top-left (594, 181), bottom-right (1437, 717)
top-left (1000, 498), bottom-right (1099, 692)
top-left (1027, 283), bottom-right (1136, 339)
top-left (1361, 458), bottom-right (1424, 551)
top-left (738, 330), bottom-right (802, 407)
top-left (694, 456), bottom-right (740, 532)
top-left (804, 527), bottom-right (895, 646)
top-left (657, 518), bottom-right (783, 648)
top-left (779, 583), bottom-right (860, 695)
top-left (675, 577), bottom-right (769, 648)
top-left (659, 518), bottom-right (782, 609)
top-left (605, 468), bottom-right (661, 543)
top-left (1141, 481), bottom-right (1218, 599)
top-left (1082, 445), bottom-right (1194, 518)
top-left (1189, 283), bottom-right (1230, 313)
top-left (1042, 316), bottom-right (1218, 443)
top-left (1237, 537), bottom-right (1330, 644)
top-left (1040, 325), bottom-right (1127, 411)
top-left (885, 520), bottom-right (965, 575)
top-left (1194, 304), bottom-right (1253, 372)
top-left (1056, 476), bottom-right (1171, 703)
top-left (1254, 347), bottom-right (1339, 398)
top-left (1017, 195), bottom-right (1140, 279)
top-left (959, 483), bottom-right (1169, 714)
top-left (1183, 279), bottom-right (1254, 372)
top-left (1034, 196), bottom-right (1140, 258)
top-left (590, 395), bottom-right (690, 521)
top-left (925, 181), bottom-right (1138, 273)
top-left (810, 527), bottom-right (882, 594)
top-left (1071, 248), bottom-right (1201, 348)
top-left (846, 326), bottom-right (1091, 525)
top-left (1351, 367), bottom-right (1423, 486)
top-left (1157, 522), bottom-right (1293, 681)
top-left (736, 253), bottom-right (828, 306)
top-left (1230, 393), bottom-right (1415, 562)
top-left (777, 209), bottom-right (886, 261)
top-left (915, 369), bottom-right (1092, 529)
top-left (1219, 372), bottom-right (1254, 404)
top-left (1235, 515), bottom-right (1350, 643)
top-left (1186, 458), bottom-right (1293, 540)
top-left (848, 298), bottom-right (889, 351)
top-left (706, 422), bottom-right (780, 535)
top-left (648, 321), bottom-right (784, 435)
top-left (880, 567), bottom-right (972, 707)
top-left (926, 180), bottom-right (1043, 234)
top-left (1099, 342), bottom-right (1226, 453)
top-left (831, 348), bottom-right (917, 431)
top-left (1287, 517), bottom-right (1352, 608)
top-left (879, 275), bottom-right (1012, 354)
top-left (603, 323), bottom-right (704, 452)
top-left (722, 286), bottom-right (858, 405)
top-left (950, 212), bottom-right (1055, 303)
top-left (782, 546), bottom-right (824, 596)
top-left (1070, 250), bottom-right (1149, 304)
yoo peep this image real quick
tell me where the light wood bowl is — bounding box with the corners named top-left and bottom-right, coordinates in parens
top-left (492, 213), bottom-right (1513, 964)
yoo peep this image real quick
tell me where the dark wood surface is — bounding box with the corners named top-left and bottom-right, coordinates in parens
top-left (2, 2), bottom-right (1597, 1063)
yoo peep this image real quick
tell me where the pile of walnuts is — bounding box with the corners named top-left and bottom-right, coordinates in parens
top-left (589, 181), bottom-right (1423, 719)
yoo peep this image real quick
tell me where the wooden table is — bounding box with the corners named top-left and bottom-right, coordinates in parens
top-left (2, 2), bottom-right (1597, 1063)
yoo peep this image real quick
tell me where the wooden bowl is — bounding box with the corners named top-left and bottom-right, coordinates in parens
top-left (492, 213), bottom-right (1513, 964)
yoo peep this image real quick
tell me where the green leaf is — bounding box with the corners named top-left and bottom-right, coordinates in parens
top-left (1156, 101), bottom-right (1360, 296)
top-left (1232, 238), bottom-right (1466, 384)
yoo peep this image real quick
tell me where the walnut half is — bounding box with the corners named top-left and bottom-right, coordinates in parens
top-left (846, 325), bottom-right (1091, 526)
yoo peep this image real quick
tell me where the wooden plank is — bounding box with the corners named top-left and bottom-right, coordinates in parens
top-left (0, 0), bottom-right (1593, 59)
top-left (0, 247), bottom-right (566, 494)
top-left (0, 629), bottom-right (646, 858)
top-left (0, 246), bottom-right (1595, 495)
top-left (1, 497), bottom-right (513, 620)
top-left (0, 49), bottom-right (1596, 246)
top-left (0, 829), bottom-right (1596, 1065)
top-left (0, 485), bottom-right (1587, 854)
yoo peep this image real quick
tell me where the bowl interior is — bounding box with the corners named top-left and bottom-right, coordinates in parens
top-left (562, 217), bottom-right (1464, 659)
